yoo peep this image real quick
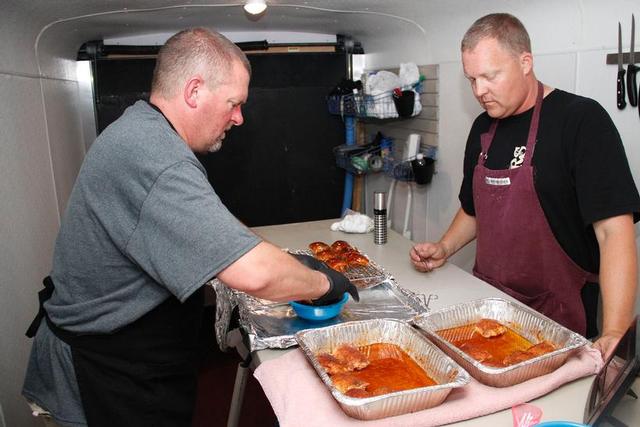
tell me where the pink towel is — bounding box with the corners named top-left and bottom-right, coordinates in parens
top-left (254, 346), bottom-right (603, 427)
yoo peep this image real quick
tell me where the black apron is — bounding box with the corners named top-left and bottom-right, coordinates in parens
top-left (27, 277), bottom-right (204, 427)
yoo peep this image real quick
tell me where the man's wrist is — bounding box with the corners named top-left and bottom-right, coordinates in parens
top-left (439, 240), bottom-right (454, 259)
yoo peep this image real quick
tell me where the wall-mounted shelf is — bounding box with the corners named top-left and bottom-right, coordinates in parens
top-left (606, 51), bottom-right (640, 65)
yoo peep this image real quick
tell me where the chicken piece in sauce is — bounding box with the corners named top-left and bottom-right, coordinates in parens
top-left (316, 353), bottom-right (349, 375)
top-left (326, 257), bottom-right (349, 272)
top-left (333, 344), bottom-right (370, 371)
top-left (330, 240), bottom-right (352, 253)
top-left (309, 241), bottom-right (331, 254)
top-left (343, 251), bottom-right (369, 267)
top-left (460, 342), bottom-right (494, 363)
top-left (330, 372), bottom-right (369, 395)
top-left (526, 341), bottom-right (556, 356)
top-left (473, 318), bottom-right (507, 338)
top-left (315, 250), bottom-right (336, 262)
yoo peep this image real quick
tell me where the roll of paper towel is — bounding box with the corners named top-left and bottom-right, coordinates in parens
top-left (404, 134), bottom-right (421, 161)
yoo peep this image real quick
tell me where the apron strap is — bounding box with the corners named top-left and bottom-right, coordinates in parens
top-left (478, 81), bottom-right (544, 168)
top-left (523, 81), bottom-right (544, 167)
top-left (478, 120), bottom-right (498, 166)
top-left (25, 276), bottom-right (55, 338)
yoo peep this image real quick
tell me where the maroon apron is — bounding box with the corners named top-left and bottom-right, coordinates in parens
top-left (472, 81), bottom-right (598, 335)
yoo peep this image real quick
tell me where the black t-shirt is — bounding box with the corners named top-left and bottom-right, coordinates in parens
top-left (459, 89), bottom-right (640, 273)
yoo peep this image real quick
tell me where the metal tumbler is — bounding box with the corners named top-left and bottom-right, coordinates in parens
top-left (374, 191), bottom-right (387, 245)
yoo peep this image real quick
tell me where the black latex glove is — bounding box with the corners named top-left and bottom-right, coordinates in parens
top-left (291, 254), bottom-right (360, 304)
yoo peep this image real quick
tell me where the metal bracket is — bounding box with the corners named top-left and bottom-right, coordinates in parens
top-left (606, 52), bottom-right (640, 65)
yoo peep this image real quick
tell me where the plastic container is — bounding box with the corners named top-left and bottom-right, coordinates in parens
top-left (411, 153), bottom-right (435, 185)
top-left (393, 90), bottom-right (415, 117)
top-left (535, 422), bottom-right (588, 427)
top-left (289, 293), bottom-right (349, 321)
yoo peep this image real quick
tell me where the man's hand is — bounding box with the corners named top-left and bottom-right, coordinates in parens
top-left (291, 254), bottom-right (359, 304)
top-left (410, 242), bottom-right (449, 272)
top-left (592, 332), bottom-right (624, 361)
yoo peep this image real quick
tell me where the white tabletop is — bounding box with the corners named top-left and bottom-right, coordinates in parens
top-left (246, 219), bottom-right (595, 425)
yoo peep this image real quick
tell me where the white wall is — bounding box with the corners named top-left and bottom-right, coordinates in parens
top-left (0, 8), bottom-right (87, 427)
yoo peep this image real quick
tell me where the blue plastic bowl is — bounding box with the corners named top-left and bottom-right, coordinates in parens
top-left (535, 422), bottom-right (588, 427)
top-left (289, 293), bottom-right (349, 321)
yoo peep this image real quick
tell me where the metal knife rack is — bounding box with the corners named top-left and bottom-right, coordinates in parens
top-left (606, 52), bottom-right (640, 64)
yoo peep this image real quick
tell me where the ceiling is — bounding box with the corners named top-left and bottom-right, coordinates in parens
top-left (5, 0), bottom-right (450, 79)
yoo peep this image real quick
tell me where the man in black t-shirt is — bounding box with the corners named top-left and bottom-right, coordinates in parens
top-left (410, 13), bottom-right (639, 358)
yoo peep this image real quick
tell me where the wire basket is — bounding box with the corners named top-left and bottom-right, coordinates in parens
top-left (327, 93), bottom-right (366, 116)
top-left (384, 144), bottom-right (438, 182)
top-left (327, 83), bottom-right (422, 118)
top-left (333, 144), bottom-right (383, 175)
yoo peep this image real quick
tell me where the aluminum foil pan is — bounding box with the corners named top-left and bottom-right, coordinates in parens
top-left (236, 280), bottom-right (430, 351)
top-left (413, 297), bottom-right (590, 387)
top-left (295, 319), bottom-right (470, 420)
top-left (289, 248), bottom-right (390, 289)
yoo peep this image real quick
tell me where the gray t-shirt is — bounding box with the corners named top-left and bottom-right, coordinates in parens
top-left (23, 101), bottom-right (260, 425)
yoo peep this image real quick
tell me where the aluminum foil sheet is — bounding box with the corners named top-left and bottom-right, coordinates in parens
top-left (413, 297), bottom-right (590, 387)
top-left (288, 248), bottom-right (390, 289)
top-left (295, 319), bottom-right (470, 420)
top-left (210, 279), bottom-right (236, 352)
top-left (210, 277), bottom-right (430, 351)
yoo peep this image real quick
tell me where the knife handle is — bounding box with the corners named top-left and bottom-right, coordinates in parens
top-left (627, 64), bottom-right (639, 107)
top-left (618, 69), bottom-right (627, 110)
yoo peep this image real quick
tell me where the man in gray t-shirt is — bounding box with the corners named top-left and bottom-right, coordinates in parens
top-left (23, 28), bottom-right (358, 427)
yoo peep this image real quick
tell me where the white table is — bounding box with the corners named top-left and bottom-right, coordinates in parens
top-left (228, 219), bottom-right (596, 426)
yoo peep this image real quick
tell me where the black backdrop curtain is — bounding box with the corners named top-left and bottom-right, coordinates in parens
top-left (93, 52), bottom-right (347, 226)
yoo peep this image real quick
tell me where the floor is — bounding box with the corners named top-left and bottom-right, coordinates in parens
top-left (608, 377), bottom-right (640, 426)
top-left (192, 307), bottom-right (277, 427)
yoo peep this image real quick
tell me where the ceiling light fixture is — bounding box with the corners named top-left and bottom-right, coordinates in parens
top-left (244, 0), bottom-right (267, 15)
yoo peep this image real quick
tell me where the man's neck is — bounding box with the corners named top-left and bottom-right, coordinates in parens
top-left (148, 95), bottom-right (189, 145)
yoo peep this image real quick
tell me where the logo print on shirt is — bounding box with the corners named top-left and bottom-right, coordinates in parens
top-left (510, 146), bottom-right (526, 169)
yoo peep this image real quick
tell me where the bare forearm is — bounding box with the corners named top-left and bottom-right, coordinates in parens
top-left (439, 208), bottom-right (478, 257)
top-left (217, 241), bottom-right (329, 302)
top-left (595, 214), bottom-right (638, 339)
top-left (411, 208), bottom-right (477, 272)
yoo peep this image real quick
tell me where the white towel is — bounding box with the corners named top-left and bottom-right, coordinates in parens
top-left (330, 212), bottom-right (374, 233)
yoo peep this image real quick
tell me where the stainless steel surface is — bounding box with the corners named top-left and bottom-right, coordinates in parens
top-left (222, 279), bottom-right (428, 351)
top-left (295, 319), bottom-right (470, 420)
top-left (413, 298), bottom-right (590, 387)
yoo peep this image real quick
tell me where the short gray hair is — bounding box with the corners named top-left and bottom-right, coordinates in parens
top-left (151, 28), bottom-right (251, 98)
top-left (461, 13), bottom-right (531, 57)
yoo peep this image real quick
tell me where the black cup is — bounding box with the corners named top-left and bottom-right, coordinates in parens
top-left (411, 156), bottom-right (435, 185)
top-left (393, 90), bottom-right (415, 117)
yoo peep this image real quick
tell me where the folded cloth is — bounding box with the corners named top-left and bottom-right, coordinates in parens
top-left (254, 346), bottom-right (603, 427)
top-left (330, 213), bottom-right (374, 233)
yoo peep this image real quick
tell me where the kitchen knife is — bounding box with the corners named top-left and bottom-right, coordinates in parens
top-left (626, 14), bottom-right (638, 107)
top-left (618, 22), bottom-right (627, 109)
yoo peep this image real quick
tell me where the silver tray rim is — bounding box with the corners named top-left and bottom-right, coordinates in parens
top-left (413, 297), bottom-right (590, 376)
top-left (295, 318), bottom-right (471, 407)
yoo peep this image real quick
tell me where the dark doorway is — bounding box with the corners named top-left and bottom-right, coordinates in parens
top-left (92, 52), bottom-right (347, 226)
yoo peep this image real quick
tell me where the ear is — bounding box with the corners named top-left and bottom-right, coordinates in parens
top-left (184, 76), bottom-right (203, 108)
top-left (520, 52), bottom-right (533, 76)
